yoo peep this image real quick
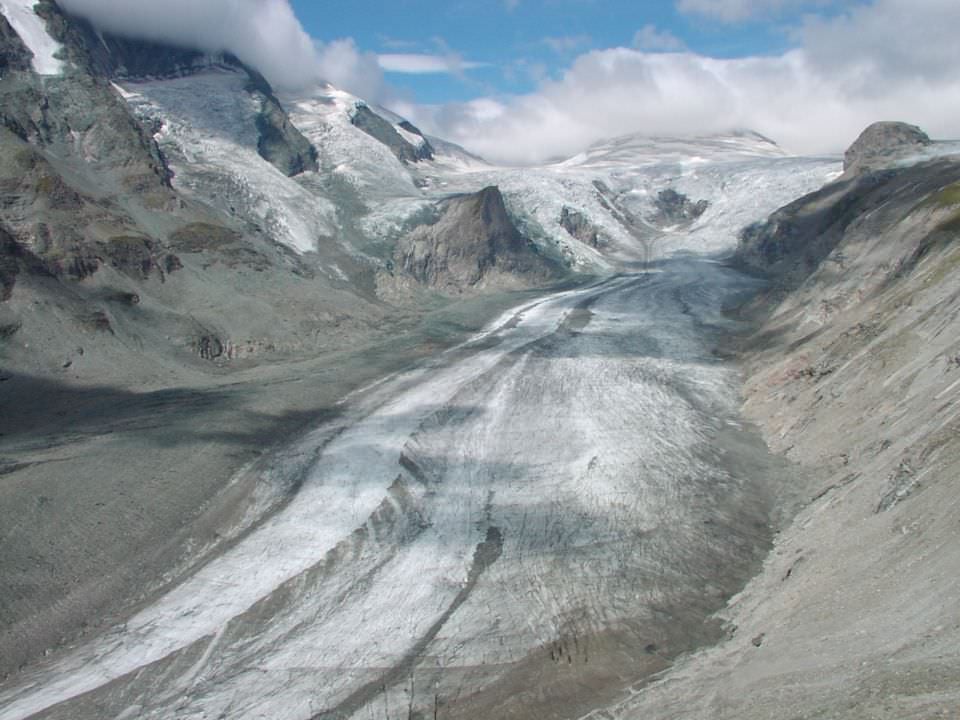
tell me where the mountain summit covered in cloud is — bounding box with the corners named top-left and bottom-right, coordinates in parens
top-left (51, 0), bottom-right (960, 165)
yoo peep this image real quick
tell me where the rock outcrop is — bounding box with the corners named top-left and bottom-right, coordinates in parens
top-left (560, 206), bottom-right (603, 247)
top-left (351, 103), bottom-right (434, 164)
top-left (650, 188), bottom-right (709, 227)
top-left (842, 120), bottom-right (931, 175)
top-left (395, 186), bottom-right (557, 292)
top-left (249, 72), bottom-right (319, 176)
top-left (0, 13), bottom-right (33, 72)
top-left (737, 158), bottom-right (960, 289)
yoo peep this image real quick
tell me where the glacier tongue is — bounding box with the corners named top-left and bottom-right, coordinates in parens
top-left (0, 258), bottom-right (792, 720)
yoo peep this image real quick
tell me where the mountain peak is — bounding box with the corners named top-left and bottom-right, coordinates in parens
top-left (843, 121), bottom-right (932, 175)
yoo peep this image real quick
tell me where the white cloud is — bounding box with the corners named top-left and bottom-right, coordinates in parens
top-left (57, 0), bottom-right (396, 100)
top-left (408, 0), bottom-right (960, 164)
top-left (58, 0), bottom-right (322, 89)
top-left (316, 38), bottom-right (388, 102)
top-left (633, 24), bottom-right (686, 52)
top-left (676, 0), bottom-right (823, 22)
top-left (378, 53), bottom-right (487, 75)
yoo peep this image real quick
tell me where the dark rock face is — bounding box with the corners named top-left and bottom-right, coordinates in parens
top-left (736, 159), bottom-right (960, 289)
top-left (197, 334), bottom-right (225, 361)
top-left (0, 223), bottom-right (57, 301)
top-left (168, 223), bottom-right (269, 270)
top-left (1, 226), bottom-right (24, 301)
top-left (351, 104), bottom-right (434, 164)
top-left (0, 14), bottom-right (33, 72)
top-left (560, 207), bottom-right (602, 247)
top-left (843, 121), bottom-right (932, 175)
top-left (246, 73), bottom-right (318, 176)
top-left (396, 186), bottom-right (556, 291)
top-left (651, 189), bottom-right (709, 226)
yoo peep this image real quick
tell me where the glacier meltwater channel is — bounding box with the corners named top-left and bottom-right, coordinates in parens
top-left (0, 258), bottom-right (786, 720)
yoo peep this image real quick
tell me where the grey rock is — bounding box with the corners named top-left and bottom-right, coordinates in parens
top-left (650, 189), bottom-right (709, 227)
top-left (735, 158), bottom-right (960, 289)
top-left (396, 186), bottom-right (557, 291)
top-left (246, 72), bottom-right (318, 176)
top-left (843, 121), bottom-right (931, 175)
top-left (560, 207), bottom-right (602, 247)
top-left (0, 13), bottom-right (33, 72)
top-left (0, 225), bottom-right (23, 301)
top-left (351, 103), bottom-right (434, 164)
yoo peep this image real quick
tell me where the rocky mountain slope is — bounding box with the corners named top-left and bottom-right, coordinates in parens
top-left (389, 186), bottom-right (558, 294)
top-left (584, 123), bottom-right (960, 719)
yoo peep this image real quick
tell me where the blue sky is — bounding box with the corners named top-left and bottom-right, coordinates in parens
top-left (293, 1), bottom-right (826, 103)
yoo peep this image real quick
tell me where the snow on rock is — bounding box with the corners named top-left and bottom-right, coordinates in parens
top-left (119, 69), bottom-right (337, 255)
top-left (413, 131), bottom-right (838, 272)
top-left (283, 85), bottom-right (424, 200)
top-left (0, 0), bottom-right (65, 75)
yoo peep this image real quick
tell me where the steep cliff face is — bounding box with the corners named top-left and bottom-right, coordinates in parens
top-left (559, 206), bottom-right (603, 247)
top-left (649, 188), bottom-right (709, 228)
top-left (393, 186), bottom-right (559, 293)
top-left (0, 12), bottom-right (33, 71)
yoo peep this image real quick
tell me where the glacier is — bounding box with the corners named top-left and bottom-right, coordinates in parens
top-left (0, 66), bottom-right (845, 719)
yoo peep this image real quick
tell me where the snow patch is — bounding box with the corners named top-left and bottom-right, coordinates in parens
top-left (0, 0), bottom-right (65, 75)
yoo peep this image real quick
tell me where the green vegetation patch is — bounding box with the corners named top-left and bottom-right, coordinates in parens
top-left (936, 208), bottom-right (960, 233)
top-left (168, 223), bottom-right (243, 252)
top-left (928, 181), bottom-right (960, 209)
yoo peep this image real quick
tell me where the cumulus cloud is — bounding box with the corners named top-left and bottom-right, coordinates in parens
top-left (410, 0), bottom-right (960, 164)
top-left (57, 0), bottom-right (325, 89)
top-left (57, 0), bottom-right (398, 99)
top-left (316, 39), bottom-right (388, 102)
